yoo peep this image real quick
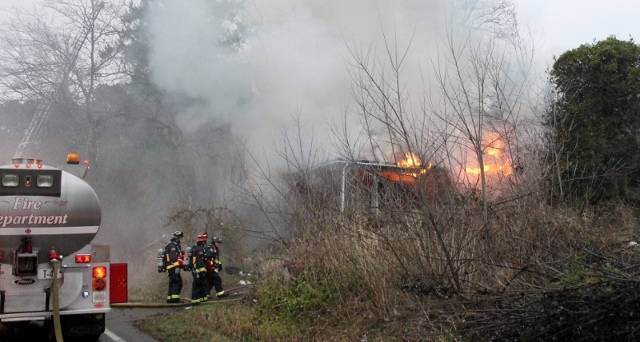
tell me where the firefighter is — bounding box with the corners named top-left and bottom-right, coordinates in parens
top-left (164, 231), bottom-right (184, 303)
top-left (204, 234), bottom-right (226, 299)
top-left (189, 233), bottom-right (209, 303)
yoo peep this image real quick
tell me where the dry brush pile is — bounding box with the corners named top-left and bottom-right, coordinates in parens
top-left (241, 9), bottom-right (640, 339)
top-left (250, 164), bottom-right (640, 340)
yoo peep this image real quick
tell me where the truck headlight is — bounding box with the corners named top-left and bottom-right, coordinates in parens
top-left (2, 174), bottom-right (18, 187)
top-left (36, 175), bottom-right (53, 188)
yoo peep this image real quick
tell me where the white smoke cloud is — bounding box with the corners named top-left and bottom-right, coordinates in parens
top-left (145, 0), bottom-right (454, 158)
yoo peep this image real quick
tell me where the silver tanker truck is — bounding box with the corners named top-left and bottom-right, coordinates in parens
top-left (0, 156), bottom-right (109, 340)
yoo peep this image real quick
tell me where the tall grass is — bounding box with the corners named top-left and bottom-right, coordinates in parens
top-left (258, 185), bottom-right (637, 336)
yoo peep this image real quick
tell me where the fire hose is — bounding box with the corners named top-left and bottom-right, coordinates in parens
top-left (110, 285), bottom-right (251, 308)
top-left (51, 258), bottom-right (63, 342)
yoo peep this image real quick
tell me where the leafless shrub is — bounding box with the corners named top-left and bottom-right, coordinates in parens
top-left (236, 2), bottom-right (637, 338)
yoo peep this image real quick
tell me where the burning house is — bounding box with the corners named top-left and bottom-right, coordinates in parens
top-left (294, 153), bottom-right (454, 215)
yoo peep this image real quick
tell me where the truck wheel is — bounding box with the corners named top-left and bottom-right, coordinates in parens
top-left (43, 319), bottom-right (55, 341)
top-left (61, 313), bottom-right (105, 341)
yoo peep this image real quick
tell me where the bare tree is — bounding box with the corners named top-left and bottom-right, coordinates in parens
top-left (430, 6), bottom-right (532, 224)
top-left (0, 0), bottom-right (127, 161)
top-left (313, 1), bottom-right (535, 294)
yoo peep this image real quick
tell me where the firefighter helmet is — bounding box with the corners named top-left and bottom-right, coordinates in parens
top-left (172, 231), bottom-right (184, 239)
top-left (196, 233), bottom-right (207, 242)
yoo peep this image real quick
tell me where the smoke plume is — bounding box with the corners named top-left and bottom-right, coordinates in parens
top-left (145, 0), bottom-right (462, 160)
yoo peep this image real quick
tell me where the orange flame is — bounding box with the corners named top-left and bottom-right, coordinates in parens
top-left (464, 132), bottom-right (512, 177)
top-left (465, 164), bottom-right (512, 176)
top-left (397, 152), bottom-right (432, 175)
top-left (378, 152), bottom-right (433, 184)
top-left (396, 152), bottom-right (422, 168)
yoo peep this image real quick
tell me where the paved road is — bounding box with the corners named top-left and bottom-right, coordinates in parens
top-left (100, 307), bottom-right (181, 342)
top-left (0, 307), bottom-right (179, 341)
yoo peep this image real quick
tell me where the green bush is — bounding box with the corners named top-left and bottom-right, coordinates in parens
top-left (553, 255), bottom-right (601, 287)
top-left (256, 277), bottom-right (338, 323)
top-left (545, 37), bottom-right (640, 203)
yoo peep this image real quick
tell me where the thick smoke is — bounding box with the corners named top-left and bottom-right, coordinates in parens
top-left (142, 0), bottom-right (525, 249)
top-left (0, 0), bottom-right (523, 293)
top-left (145, 0), bottom-right (456, 161)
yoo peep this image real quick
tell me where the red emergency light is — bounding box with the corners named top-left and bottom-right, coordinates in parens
top-left (93, 266), bottom-right (107, 291)
top-left (48, 249), bottom-right (61, 261)
top-left (75, 254), bottom-right (92, 263)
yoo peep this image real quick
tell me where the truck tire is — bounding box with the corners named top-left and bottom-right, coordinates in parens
top-left (61, 313), bottom-right (105, 341)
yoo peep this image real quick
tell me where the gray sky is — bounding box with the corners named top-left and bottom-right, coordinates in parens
top-left (514, 0), bottom-right (640, 62)
top-left (0, 0), bottom-right (38, 12)
top-left (0, 0), bottom-right (638, 68)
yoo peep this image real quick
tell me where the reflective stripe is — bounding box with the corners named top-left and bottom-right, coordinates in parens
top-left (166, 262), bottom-right (180, 270)
top-left (167, 294), bottom-right (181, 299)
top-left (196, 267), bottom-right (207, 273)
top-left (216, 291), bottom-right (225, 296)
top-left (192, 296), bottom-right (207, 303)
top-left (104, 329), bottom-right (126, 342)
top-left (0, 226), bottom-right (99, 235)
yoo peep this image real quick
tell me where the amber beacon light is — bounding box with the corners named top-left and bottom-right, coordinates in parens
top-left (66, 152), bottom-right (81, 165)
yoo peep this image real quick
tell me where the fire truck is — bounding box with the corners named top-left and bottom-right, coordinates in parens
top-left (0, 154), bottom-right (110, 340)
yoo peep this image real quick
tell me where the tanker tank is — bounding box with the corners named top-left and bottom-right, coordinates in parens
top-left (0, 158), bottom-right (101, 262)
